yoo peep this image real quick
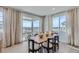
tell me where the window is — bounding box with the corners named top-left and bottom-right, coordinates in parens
top-left (0, 11), bottom-right (3, 33)
top-left (33, 20), bottom-right (39, 27)
top-left (22, 18), bottom-right (32, 41)
top-left (23, 20), bottom-right (32, 28)
top-left (52, 15), bottom-right (66, 32)
top-left (22, 16), bottom-right (40, 41)
top-left (33, 20), bottom-right (40, 34)
top-left (60, 16), bottom-right (66, 32)
top-left (53, 17), bottom-right (59, 27)
top-left (23, 20), bottom-right (32, 33)
top-left (52, 15), bottom-right (67, 43)
top-left (52, 16), bottom-right (60, 32)
top-left (60, 16), bottom-right (66, 27)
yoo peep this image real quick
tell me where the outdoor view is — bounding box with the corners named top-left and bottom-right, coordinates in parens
top-left (0, 11), bottom-right (3, 33)
top-left (22, 17), bottom-right (40, 41)
top-left (52, 16), bottom-right (66, 32)
top-left (52, 15), bottom-right (68, 43)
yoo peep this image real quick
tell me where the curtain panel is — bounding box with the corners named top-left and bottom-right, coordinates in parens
top-left (67, 8), bottom-right (77, 46)
top-left (44, 15), bottom-right (52, 32)
top-left (3, 8), bottom-right (22, 47)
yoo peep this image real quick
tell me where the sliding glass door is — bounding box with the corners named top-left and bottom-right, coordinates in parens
top-left (52, 15), bottom-right (68, 43)
top-left (59, 16), bottom-right (68, 43)
top-left (60, 16), bottom-right (66, 32)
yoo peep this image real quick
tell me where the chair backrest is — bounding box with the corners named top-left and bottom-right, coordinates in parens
top-left (51, 38), bottom-right (56, 43)
top-left (54, 35), bottom-right (59, 42)
top-left (47, 38), bottom-right (52, 48)
top-left (28, 39), bottom-right (34, 50)
top-left (34, 34), bottom-right (38, 36)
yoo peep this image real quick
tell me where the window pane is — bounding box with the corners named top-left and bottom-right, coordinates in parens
top-left (33, 20), bottom-right (40, 34)
top-left (0, 11), bottom-right (3, 17)
top-left (33, 20), bottom-right (39, 27)
top-left (53, 17), bottom-right (59, 27)
top-left (0, 11), bottom-right (3, 32)
top-left (23, 20), bottom-right (32, 27)
top-left (59, 15), bottom-right (68, 43)
top-left (22, 19), bottom-right (32, 41)
top-left (52, 16), bottom-right (59, 32)
top-left (60, 16), bottom-right (66, 27)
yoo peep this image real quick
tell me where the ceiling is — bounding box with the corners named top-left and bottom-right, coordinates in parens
top-left (10, 6), bottom-right (77, 16)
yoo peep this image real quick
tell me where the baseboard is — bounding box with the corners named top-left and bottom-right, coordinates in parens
top-left (68, 45), bottom-right (79, 51)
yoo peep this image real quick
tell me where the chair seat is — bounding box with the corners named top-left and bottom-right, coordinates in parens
top-left (28, 39), bottom-right (41, 53)
top-left (42, 42), bottom-right (53, 48)
top-left (29, 42), bottom-right (40, 49)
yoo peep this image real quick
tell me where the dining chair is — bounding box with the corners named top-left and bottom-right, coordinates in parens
top-left (49, 38), bottom-right (56, 52)
top-left (50, 35), bottom-right (59, 52)
top-left (54, 35), bottom-right (59, 50)
top-left (42, 38), bottom-right (54, 53)
top-left (28, 39), bottom-right (41, 53)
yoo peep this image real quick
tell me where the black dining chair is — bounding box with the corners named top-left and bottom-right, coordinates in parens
top-left (50, 35), bottom-right (59, 52)
top-left (49, 38), bottom-right (56, 52)
top-left (34, 34), bottom-right (38, 36)
top-left (54, 35), bottom-right (59, 50)
top-left (28, 39), bottom-right (41, 53)
top-left (42, 38), bottom-right (55, 53)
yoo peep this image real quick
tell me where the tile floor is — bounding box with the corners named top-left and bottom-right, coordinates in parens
top-left (2, 41), bottom-right (79, 53)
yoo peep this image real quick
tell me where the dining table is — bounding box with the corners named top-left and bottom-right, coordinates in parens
top-left (30, 34), bottom-right (54, 52)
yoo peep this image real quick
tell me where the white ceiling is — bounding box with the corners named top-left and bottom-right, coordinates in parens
top-left (10, 6), bottom-right (77, 16)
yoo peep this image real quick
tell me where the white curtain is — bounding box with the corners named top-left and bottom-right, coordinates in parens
top-left (44, 15), bottom-right (52, 32)
top-left (67, 8), bottom-right (77, 46)
top-left (3, 7), bottom-right (22, 47)
top-left (48, 15), bottom-right (52, 32)
top-left (41, 16), bottom-right (45, 32)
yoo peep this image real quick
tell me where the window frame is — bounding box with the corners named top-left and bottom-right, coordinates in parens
top-left (52, 15), bottom-right (67, 32)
